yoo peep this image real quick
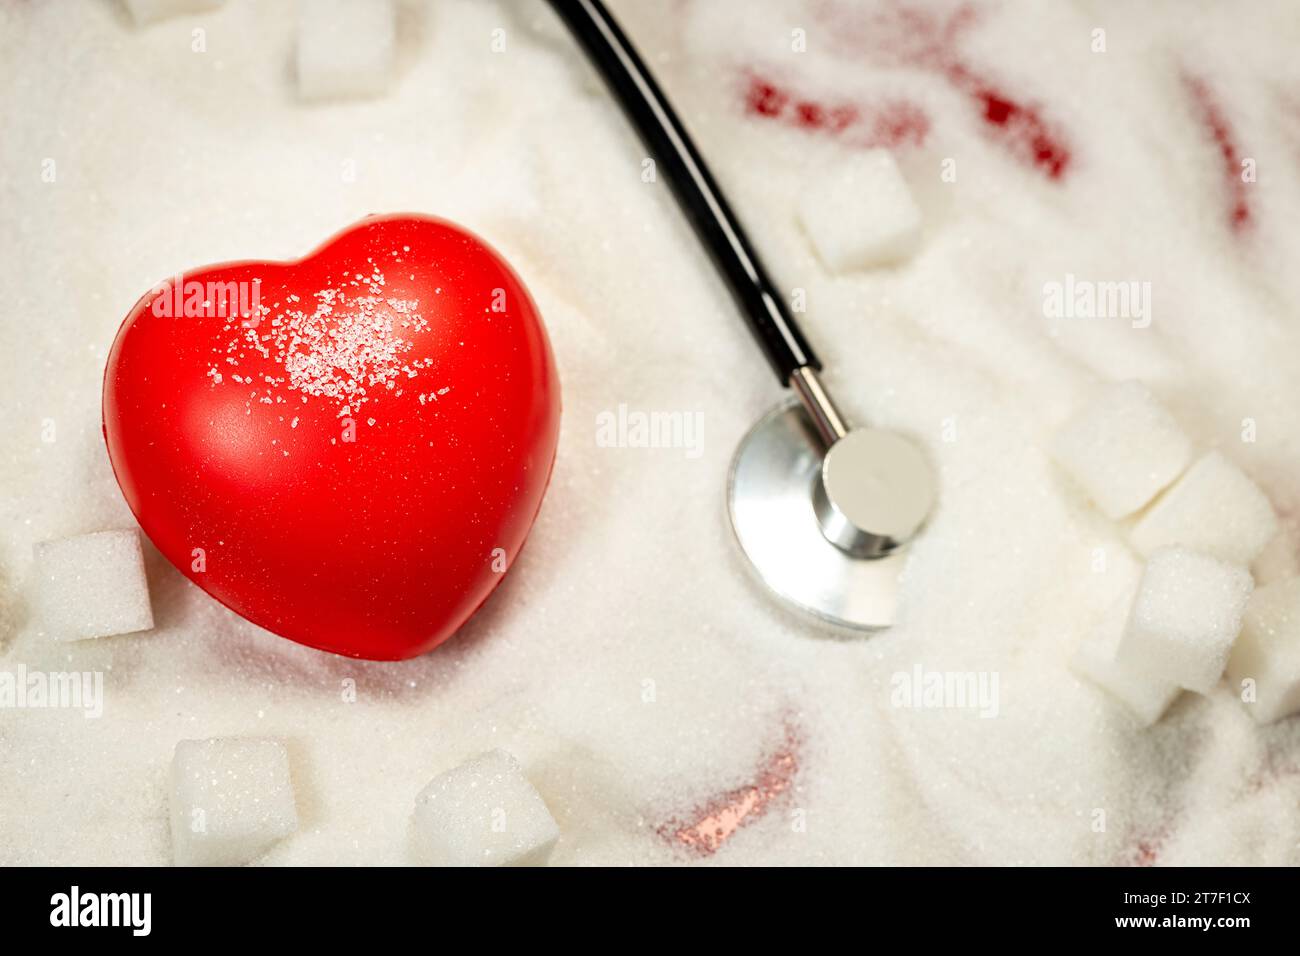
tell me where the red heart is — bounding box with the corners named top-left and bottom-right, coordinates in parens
top-left (103, 215), bottom-right (561, 660)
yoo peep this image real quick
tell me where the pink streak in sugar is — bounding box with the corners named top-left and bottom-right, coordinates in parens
top-left (658, 724), bottom-right (801, 856)
top-left (1183, 74), bottom-right (1252, 232)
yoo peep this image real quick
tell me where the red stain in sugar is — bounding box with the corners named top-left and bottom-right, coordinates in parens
top-left (772, 1), bottom-right (1074, 181)
top-left (658, 723), bottom-right (801, 856)
top-left (1125, 822), bottom-right (1169, 866)
top-left (1248, 748), bottom-right (1300, 791)
top-left (1183, 74), bottom-right (1252, 231)
top-left (949, 67), bottom-right (1072, 179)
top-left (1123, 757), bottom-right (1300, 867)
top-left (870, 100), bottom-right (931, 146)
top-left (1132, 838), bottom-right (1160, 867)
top-left (745, 77), bottom-right (788, 118)
top-left (742, 73), bottom-right (929, 148)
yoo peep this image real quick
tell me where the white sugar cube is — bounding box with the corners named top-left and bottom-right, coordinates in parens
top-left (412, 749), bottom-right (559, 867)
top-left (1118, 547), bottom-right (1253, 693)
top-left (1050, 381), bottom-right (1192, 519)
top-left (297, 0), bottom-right (396, 101)
top-left (1226, 580), bottom-right (1300, 723)
top-left (798, 149), bottom-right (921, 272)
top-left (1071, 629), bottom-right (1182, 727)
top-left (123, 0), bottom-right (224, 25)
top-left (1131, 451), bottom-right (1277, 565)
top-left (33, 530), bottom-right (154, 641)
top-left (169, 738), bottom-right (298, 867)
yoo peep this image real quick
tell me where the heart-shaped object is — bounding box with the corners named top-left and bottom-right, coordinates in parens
top-left (103, 215), bottom-right (560, 660)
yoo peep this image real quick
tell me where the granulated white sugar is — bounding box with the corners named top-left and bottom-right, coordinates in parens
top-left (123, 0), bottom-right (224, 27)
top-left (3, 0), bottom-right (1300, 865)
top-left (206, 273), bottom-right (433, 417)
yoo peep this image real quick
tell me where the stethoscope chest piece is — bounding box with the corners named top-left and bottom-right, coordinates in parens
top-left (728, 400), bottom-right (932, 630)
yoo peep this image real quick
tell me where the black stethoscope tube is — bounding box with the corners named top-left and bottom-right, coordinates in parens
top-left (546, 0), bottom-right (821, 386)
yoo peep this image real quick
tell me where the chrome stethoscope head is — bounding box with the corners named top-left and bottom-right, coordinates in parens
top-left (552, 0), bottom-right (937, 629)
top-left (728, 368), bottom-right (935, 629)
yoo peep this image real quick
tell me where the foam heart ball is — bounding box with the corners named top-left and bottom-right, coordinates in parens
top-left (103, 214), bottom-right (561, 660)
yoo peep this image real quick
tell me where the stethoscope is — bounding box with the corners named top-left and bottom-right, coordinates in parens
top-left (550, 0), bottom-right (937, 629)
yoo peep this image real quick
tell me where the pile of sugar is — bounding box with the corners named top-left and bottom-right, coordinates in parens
top-left (209, 265), bottom-right (433, 418)
top-left (2, 0), bottom-right (1300, 865)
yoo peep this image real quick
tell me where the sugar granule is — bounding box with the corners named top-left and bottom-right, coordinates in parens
top-left (205, 270), bottom-right (433, 418)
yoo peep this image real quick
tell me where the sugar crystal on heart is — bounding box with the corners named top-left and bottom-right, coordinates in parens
top-left (206, 262), bottom-right (436, 420)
